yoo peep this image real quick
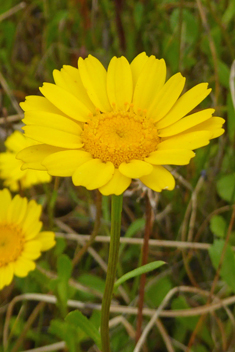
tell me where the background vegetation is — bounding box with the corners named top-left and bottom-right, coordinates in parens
top-left (0, 0), bottom-right (235, 351)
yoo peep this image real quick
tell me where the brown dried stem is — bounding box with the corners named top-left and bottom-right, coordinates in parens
top-left (135, 192), bottom-right (154, 343)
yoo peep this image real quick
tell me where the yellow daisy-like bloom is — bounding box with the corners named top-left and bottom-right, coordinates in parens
top-left (0, 131), bottom-right (51, 191)
top-left (17, 53), bottom-right (225, 195)
top-left (0, 188), bottom-right (55, 290)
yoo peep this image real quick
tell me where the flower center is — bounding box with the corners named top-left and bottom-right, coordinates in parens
top-left (81, 111), bottom-right (159, 167)
top-left (0, 224), bottom-right (25, 267)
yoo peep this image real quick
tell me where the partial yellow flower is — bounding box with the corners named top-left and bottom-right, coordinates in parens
top-left (17, 53), bottom-right (225, 195)
top-left (0, 131), bottom-right (51, 191)
top-left (0, 188), bottom-right (55, 290)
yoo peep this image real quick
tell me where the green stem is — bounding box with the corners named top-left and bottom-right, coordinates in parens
top-left (100, 194), bottom-right (123, 352)
top-left (48, 177), bottom-right (59, 229)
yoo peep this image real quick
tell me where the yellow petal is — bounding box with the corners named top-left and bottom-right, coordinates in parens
top-left (3, 263), bottom-right (14, 287)
top-left (72, 159), bottom-right (114, 189)
top-left (0, 267), bottom-right (6, 290)
top-left (34, 231), bottom-right (56, 251)
top-left (159, 131), bottom-right (213, 150)
top-left (20, 95), bottom-right (65, 115)
top-left (40, 83), bottom-right (91, 122)
top-left (53, 67), bottom-right (96, 113)
top-left (0, 189), bottom-right (11, 222)
top-left (119, 160), bottom-right (153, 178)
top-left (17, 144), bottom-right (63, 171)
top-left (22, 241), bottom-right (42, 259)
top-left (24, 221), bottom-right (42, 241)
top-left (78, 55), bottom-right (111, 112)
top-left (130, 52), bottom-right (148, 89)
top-left (99, 169), bottom-right (131, 195)
top-left (0, 162), bottom-right (27, 192)
top-left (22, 200), bottom-right (42, 239)
top-left (208, 129), bottom-right (224, 138)
top-left (21, 171), bottom-right (38, 187)
top-left (147, 72), bottom-right (186, 121)
top-left (158, 109), bottom-right (215, 137)
top-left (24, 111), bottom-right (82, 135)
top-left (53, 69), bottom-right (66, 87)
top-left (62, 65), bottom-right (96, 113)
top-left (140, 166), bottom-right (175, 192)
top-left (21, 163), bottom-right (46, 171)
top-left (2, 179), bottom-right (21, 193)
top-left (133, 57), bottom-right (166, 112)
top-left (181, 116), bottom-right (225, 138)
top-left (7, 194), bottom-right (27, 225)
top-left (107, 56), bottom-right (133, 111)
top-left (21, 169), bottom-right (51, 188)
top-left (0, 153), bottom-right (24, 180)
top-left (0, 264), bottom-right (14, 289)
top-left (23, 126), bottom-right (83, 149)
top-left (2, 180), bottom-right (19, 192)
top-left (156, 83), bottom-right (211, 129)
top-left (145, 149), bottom-right (195, 165)
top-left (5, 130), bottom-right (29, 152)
top-left (0, 151), bottom-right (51, 190)
top-left (42, 150), bottom-right (92, 176)
top-left (14, 257), bottom-right (36, 277)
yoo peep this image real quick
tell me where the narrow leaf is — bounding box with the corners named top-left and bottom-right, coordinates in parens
top-left (114, 261), bottom-right (165, 289)
top-left (65, 310), bottom-right (101, 349)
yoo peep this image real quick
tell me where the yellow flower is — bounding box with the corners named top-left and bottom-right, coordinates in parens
top-left (0, 188), bottom-right (55, 290)
top-left (0, 131), bottom-right (51, 191)
top-left (17, 53), bottom-right (225, 195)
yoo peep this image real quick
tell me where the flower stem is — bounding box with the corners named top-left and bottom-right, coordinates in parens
top-left (100, 194), bottom-right (123, 352)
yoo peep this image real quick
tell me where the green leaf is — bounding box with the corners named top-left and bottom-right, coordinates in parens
top-left (114, 261), bottom-right (165, 289)
top-left (210, 215), bottom-right (227, 238)
top-left (125, 218), bottom-right (145, 238)
top-left (46, 10), bottom-right (69, 47)
top-left (216, 173), bottom-right (235, 203)
top-left (79, 274), bottom-right (105, 294)
top-left (193, 345), bottom-right (210, 352)
top-left (146, 276), bottom-right (173, 307)
top-left (57, 255), bottom-right (73, 313)
top-left (218, 60), bottom-right (230, 88)
top-left (111, 328), bottom-right (135, 351)
top-left (227, 93), bottom-right (235, 142)
top-left (54, 237), bottom-right (66, 256)
top-left (57, 254), bottom-right (72, 281)
top-left (170, 9), bottom-right (198, 45)
top-left (119, 218), bottom-right (145, 257)
top-left (171, 296), bottom-right (213, 346)
top-left (49, 319), bottom-right (78, 352)
top-left (49, 255), bottom-right (73, 316)
top-left (65, 310), bottom-right (101, 349)
top-left (90, 310), bottom-right (101, 330)
top-left (163, 35), bottom-right (179, 72)
top-left (134, 3), bottom-right (144, 30)
top-left (222, 0), bottom-right (235, 25)
top-left (209, 239), bottom-right (235, 292)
